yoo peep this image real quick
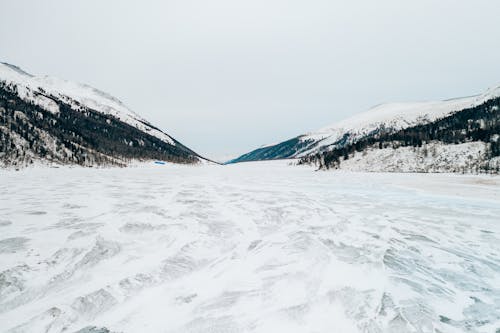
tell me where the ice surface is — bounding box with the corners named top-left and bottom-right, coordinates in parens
top-left (0, 161), bottom-right (499, 332)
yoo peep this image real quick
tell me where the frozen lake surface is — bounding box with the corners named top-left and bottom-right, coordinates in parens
top-left (0, 161), bottom-right (499, 333)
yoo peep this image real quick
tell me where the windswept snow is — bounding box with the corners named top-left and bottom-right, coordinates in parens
top-left (0, 162), bottom-right (499, 332)
top-left (0, 63), bottom-right (175, 145)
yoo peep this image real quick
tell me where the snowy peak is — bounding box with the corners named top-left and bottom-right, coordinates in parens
top-left (477, 84), bottom-right (500, 103)
top-left (0, 62), bottom-right (34, 77)
top-left (0, 62), bottom-right (175, 145)
top-left (303, 85), bottom-right (500, 145)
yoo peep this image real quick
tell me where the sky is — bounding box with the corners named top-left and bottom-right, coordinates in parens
top-left (1, 0), bottom-right (500, 161)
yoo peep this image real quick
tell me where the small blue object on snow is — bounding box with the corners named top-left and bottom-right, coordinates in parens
top-left (154, 161), bottom-right (166, 165)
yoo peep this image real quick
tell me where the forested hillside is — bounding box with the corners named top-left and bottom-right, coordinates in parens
top-left (299, 97), bottom-right (500, 173)
top-left (0, 64), bottom-right (202, 168)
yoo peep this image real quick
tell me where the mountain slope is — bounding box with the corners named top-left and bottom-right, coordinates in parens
top-left (0, 63), bottom-right (203, 167)
top-left (301, 97), bottom-right (500, 172)
top-left (229, 86), bottom-right (500, 173)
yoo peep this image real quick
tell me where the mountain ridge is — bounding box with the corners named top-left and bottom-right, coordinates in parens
top-left (0, 62), bottom-right (207, 168)
top-left (229, 85), bottom-right (500, 173)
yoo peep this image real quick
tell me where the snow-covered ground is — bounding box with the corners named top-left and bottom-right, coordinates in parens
top-left (326, 141), bottom-right (500, 173)
top-left (0, 161), bottom-right (499, 333)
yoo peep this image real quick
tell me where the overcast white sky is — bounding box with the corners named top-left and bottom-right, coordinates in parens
top-left (1, 0), bottom-right (500, 160)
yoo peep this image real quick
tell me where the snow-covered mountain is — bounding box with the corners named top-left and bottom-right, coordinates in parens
top-left (230, 86), bottom-right (500, 173)
top-left (0, 63), bottom-right (204, 167)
